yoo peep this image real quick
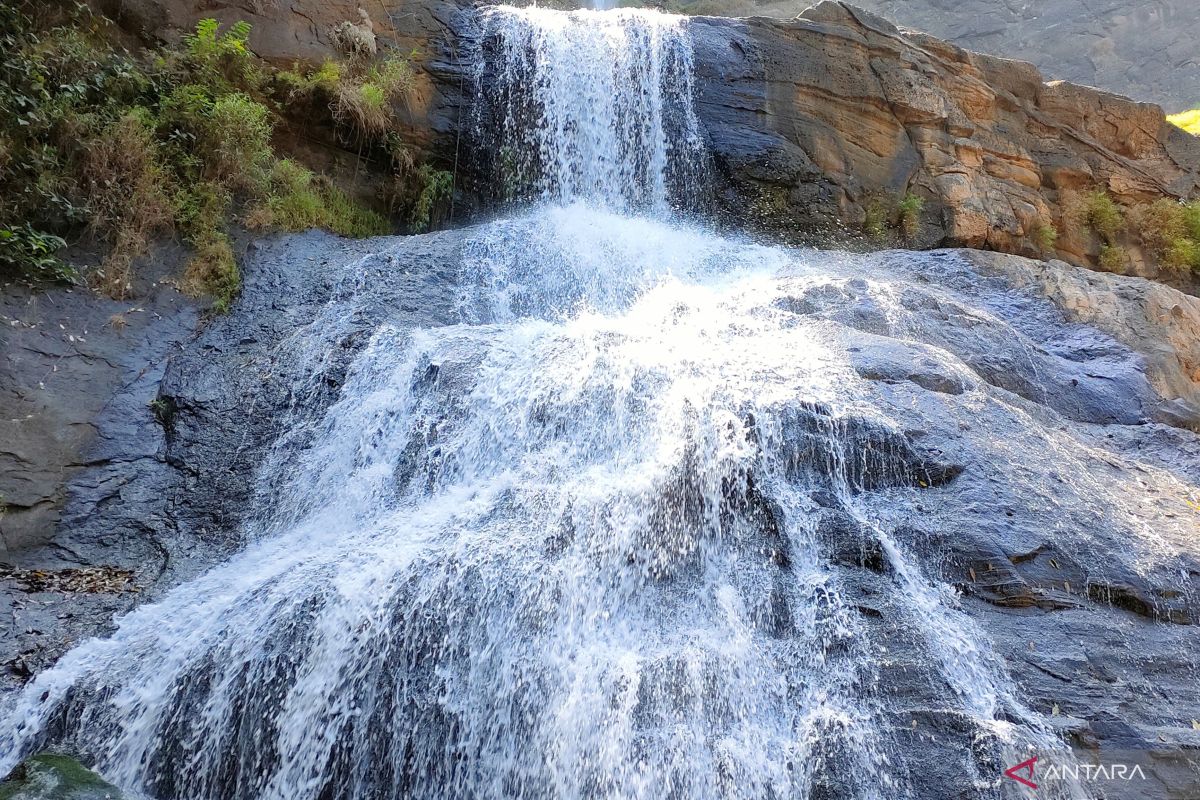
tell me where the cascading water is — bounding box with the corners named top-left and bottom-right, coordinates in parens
top-left (2, 5), bottom-right (1193, 800)
top-left (473, 5), bottom-right (706, 212)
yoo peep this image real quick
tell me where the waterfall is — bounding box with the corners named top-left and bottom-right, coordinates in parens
top-left (0, 6), bottom-right (1156, 800)
top-left (474, 5), bottom-right (706, 212)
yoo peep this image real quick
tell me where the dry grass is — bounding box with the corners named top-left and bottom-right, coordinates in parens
top-left (81, 112), bottom-right (174, 298)
top-left (182, 232), bottom-right (239, 312)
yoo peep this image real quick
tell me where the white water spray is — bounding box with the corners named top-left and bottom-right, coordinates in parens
top-left (0, 6), bottom-right (1168, 800)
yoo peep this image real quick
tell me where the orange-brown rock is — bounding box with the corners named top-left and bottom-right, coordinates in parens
top-left (692, 2), bottom-right (1200, 289)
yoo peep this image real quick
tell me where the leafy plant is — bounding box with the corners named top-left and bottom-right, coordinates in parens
top-left (1078, 190), bottom-right (1123, 244)
top-left (410, 165), bottom-right (454, 233)
top-left (0, 224), bottom-right (73, 281)
top-left (897, 193), bottom-right (924, 239)
top-left (1032, 221), bottom-right (1058, 253)
top-left (0, 11), bottom-right (432, 300)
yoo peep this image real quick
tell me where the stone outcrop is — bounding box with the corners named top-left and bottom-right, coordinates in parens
top-left (88, 0), bottom-right (1200, 289)
top-left (828, 0), bottom-right (1200, 115)
top-left (963, 249), bottom-right (1200, 429)
top-left (689, 2), bottom-right (1200, 288)
top-left (3, 225), bottom-right (1200, 794)
top-left (671, 0), bottom-right (1200, 115)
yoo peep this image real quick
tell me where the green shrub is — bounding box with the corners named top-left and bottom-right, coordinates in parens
top-left (1098, 244), bottom-right (1127, 271)
top-left (182, 18), bottom-right (261, 93)
top-left (0, 12), bottom-right (423, 298)
top-left (182, 231), bottom-right (239, 312)
top-left (278, 59), bottom-right (342, 99)
top-left (897, 193), bottom-right (924, 239)
top-left (201, 92), bottom-right (273, 190)
top-left (82, 110), bottom-right (176, 297)
top-left (1032, 221), bottom-right (1058, 253)
top-left (1079, 190), bottom-right (1123, 244)
top-left (410, 165), bottom-right (453, 233)
top-left (0, 224), bottom-right (73, 282)
top-left (1166, 237), bottom-right (1200, 271)
top-left (1129, 198), bottom-right (1200, 272)
top-left (247, 159), bottom-right (390, 238)
top-left (862, 197), bottom-right (888, 240)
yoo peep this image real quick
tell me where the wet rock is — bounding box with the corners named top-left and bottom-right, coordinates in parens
top-left (817, 510), bottom-right (888, 572)
top-left (777, 403), bottom-right (964, 491)
top-left (0, 753), bottom-right (124, 799)
top-left (964, 249), bottom-right (1200, 431)
top-left (847, 338), bottom-right (968, 395)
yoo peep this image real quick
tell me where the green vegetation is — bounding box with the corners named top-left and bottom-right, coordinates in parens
top-left (0, 752), bottom-right (126, 799)
top-left (1032, 220), bottom-right (1058, 253)
top-left (280, 53), bottom-right (451, 232)
top-left (0, 225), bottom-right (72, 281)
top-left (863, 197), bottom-right (888, 240)
top-left (1128, 198), bottom-right (1200, 272)
top-left (896, 193), bottom-right (924, 240)
top-left (862, 191), bottom-right (925, 242)
top-left (246, 160), bottom-right (390, 238)
top-left (1167, 109), bottom-right (1200, 135)
top-left (1074, 190), bottom-right (1123, 244)
top-left (1097, 244), bottom-right (1126, 271)
top-left (0, 4), bottom-right (453, 306)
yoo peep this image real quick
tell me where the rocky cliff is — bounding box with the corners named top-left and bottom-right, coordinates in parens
top-left (821, 0), bottom-right (1200, 115)
top-left (91, 0), bottom-right (1200, 290)
top-left (4, 222), bottom-right (1200, 796)
top-left (688, 2), bottom-right (1200, 288)
top-left (660, 0), bottom-right (1200, 116)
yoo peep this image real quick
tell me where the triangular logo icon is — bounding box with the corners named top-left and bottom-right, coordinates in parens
top-left (1004, 756), bottom-right (1038, 789)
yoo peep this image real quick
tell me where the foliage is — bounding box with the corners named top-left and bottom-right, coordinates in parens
top-left (1130, 198), bottom-right (1200, 271)
top-left (246, 159), bottom-right (389, 238)
top-left (1167, 109), bottom-right (1200, 135)
top-left (861, 191), bottom-right (923, 241)
top-left (1074, 190), bottom-right (1123, 244)
top-left (410, 165), bottom-right (454, 233)
top-left (0, 10), bottom-right (433, 302)
top-left (201, 92), bottom-right (274, 190)
top-left (1098, 244), bottom-right (1126, 271)
top-left (1032, 221), bottom-right (1058, 253)
top-left (278, 59), bottom-right (342, 99)
top-left (863, 197), bottom-right (887, 240)
top-left (181, 18), bottom-right (262, 93)
top-left (0, 224), bottom-right (73, 282)
top-left (182, 231), bottom-right (239, 313)
top-left (896, 193), bottom-right (924, 239)
top-left (82, 109), bottom-right (175, 297)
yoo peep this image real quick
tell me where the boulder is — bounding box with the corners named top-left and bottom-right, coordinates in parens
top-left (0, 754), bottom-right (123, 800)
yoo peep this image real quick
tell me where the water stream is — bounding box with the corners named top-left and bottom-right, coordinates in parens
top-left (2, 5), bottom-right (1172, 799)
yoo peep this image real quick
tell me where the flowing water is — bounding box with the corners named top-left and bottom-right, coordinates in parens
top-left (5, 5), bottom-right (1190, 799)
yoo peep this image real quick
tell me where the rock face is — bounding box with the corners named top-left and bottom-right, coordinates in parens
top-left (688, 2), bottom-right (1200, 287)
top-left (0, 229), bottom-right (459, 690)
top-left (0, 250), bottom-right (200, 557)
top-left (833, 0), bottom-right (1200, 115)
top-left (91, 0), bottom-right (1200, 289)
top-left (2, 222), bottom-right (1199, 796)
top-left (0, 753), bottom-right (126, 799)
